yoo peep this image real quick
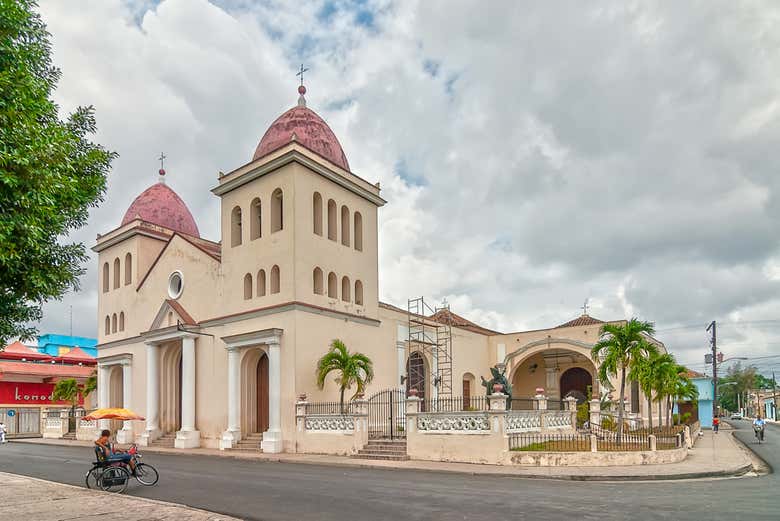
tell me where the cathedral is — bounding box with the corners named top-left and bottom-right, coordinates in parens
top-left (94, 83), bottom-right (666, 451)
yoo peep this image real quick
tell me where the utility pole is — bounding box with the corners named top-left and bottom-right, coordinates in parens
top-left (707, 321), bottom-right (717, 420)
top-left (773, 372), bottom-right (777, 421)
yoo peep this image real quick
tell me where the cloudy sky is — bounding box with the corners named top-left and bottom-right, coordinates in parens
top-left (34, 0), bottom-right (780, 375)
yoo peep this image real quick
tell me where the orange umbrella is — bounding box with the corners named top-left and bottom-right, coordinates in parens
top-left (83, 408), bottom-right (145, 421)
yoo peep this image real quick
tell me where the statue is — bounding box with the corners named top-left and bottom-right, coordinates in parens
top-left (481, 364), bottom-right (512, 408)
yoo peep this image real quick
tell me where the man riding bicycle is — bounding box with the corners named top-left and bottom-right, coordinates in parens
top-left (752, 415), bottom-right (766, 442)
top-left (95, 429), bottom-right (137, 473)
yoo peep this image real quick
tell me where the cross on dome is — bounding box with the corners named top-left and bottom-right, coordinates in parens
top-left (296, 63), bottom-right (309, 107)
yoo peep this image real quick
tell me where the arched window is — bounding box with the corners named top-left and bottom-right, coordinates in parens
top-left (119, 312), bottom-right (125, 332)
top-left (102, 263), bottom-right (109, 293)
top-left (257, 269), bottom-right (266, 296)
top-left (354, 280), bottom-right (364, 305)
top-left (341, 276), bottom-right (351, 302)
top-left (341, 205), bottom-right (350, 246)
top-left (327, 199), bottom-right (337, 241)
top-left (124, 253), bottom-right (132, 285)
top-left (243, 273), bottom-right (253, 300)
top-left (270, 265), bottom-right (280, 293)
top-left (354, 212), bottom-right (363, 251)
top-left (111, 313), bottom-right (117, 333)
top-left (231, 206), bottom-right (242, 247)
top-left (313, 267), bottom-right (324, 295)
top-left (105, 316), bottom-right (110, 335)
top-left (113, 258), bottom-right (120, 289)
top-left (328, 272), bottom-right (338, 298)
top-left (313, 192), bottom-right (323, 236)
top-left (462, 373), bottom-right (476, 410)
top-left (271, 188), bottom-right (283, 232)
top-left (250, 197), bottom-right (262, 240)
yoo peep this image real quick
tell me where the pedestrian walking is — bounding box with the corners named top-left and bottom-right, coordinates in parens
top-left (713, 416), bottom-right (719, 434)
top-left (0, 421), bottom-right (7, 443)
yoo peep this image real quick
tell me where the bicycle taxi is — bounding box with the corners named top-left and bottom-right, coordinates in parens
top-left (83, 408), bottom-right (159, 493)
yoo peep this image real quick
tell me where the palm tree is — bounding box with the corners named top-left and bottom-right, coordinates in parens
top-left (629, 351), bottom-right (668, 431)
top-left (671, 369), bottom-right (698, 425)
top-left (592, 318), bottom-right (658, 441)
top-left (652, 355), bottom-right (678, 428)
top-left (316, 339), bottom-right (374, 413)
top-left (52, 373), bottom-right (97, 430)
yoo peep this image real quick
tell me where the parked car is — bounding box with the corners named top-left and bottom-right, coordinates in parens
top-left (730, 412), bottom-right (743, 420)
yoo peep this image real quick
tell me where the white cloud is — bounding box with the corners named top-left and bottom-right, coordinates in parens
top-left (34, 0), bottom-right (780, 372)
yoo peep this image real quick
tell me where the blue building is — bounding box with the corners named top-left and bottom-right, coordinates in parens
top-left (36, 334), bottom-right (97, 358)
top-left (674, 372), bottom-right (714, 428)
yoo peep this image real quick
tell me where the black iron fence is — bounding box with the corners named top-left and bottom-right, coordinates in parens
top-left (596, 432), bottom-right (651, 451)
top-left (509, 433), bottom-right (591, 452)
top-left (305, 401), bottom-right (358, 415)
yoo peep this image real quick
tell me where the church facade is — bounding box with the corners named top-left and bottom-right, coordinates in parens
top-left (94, 85), bottom-right (666, 452)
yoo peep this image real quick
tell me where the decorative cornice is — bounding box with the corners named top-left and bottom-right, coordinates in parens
top-left (505, 337), bottom-right (593, 365)
top-left (211, 147), bottom-right (386, 207)
top-left (97, 353), bottom-right (133, 367)
top-left (200, 301), bottom-right (380, 328)
top-left (221, 328), bottom-right (283, 350)
top-left (96, 335), bottom-right (143, 350)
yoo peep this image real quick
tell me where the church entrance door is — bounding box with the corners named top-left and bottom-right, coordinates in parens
top-left (560, 367), bottom-right (592, 404)
top-left (406, 352), bottom-right (426, 407)
top-left (256, 353), bottom-right (269, 433)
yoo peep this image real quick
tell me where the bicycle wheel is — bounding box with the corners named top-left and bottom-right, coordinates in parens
top-left (98, 466), bottom-right (130, 493)
top-left (85, 466), bottom-right (102, 489)
top-left (134, 463), bottom-right (159, 486)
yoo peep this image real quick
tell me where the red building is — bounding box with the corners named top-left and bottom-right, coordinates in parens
top-left (0, 341), bottom-right (96, 437)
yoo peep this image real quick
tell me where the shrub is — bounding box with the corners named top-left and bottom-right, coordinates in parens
top-left (576, 402), bottom-right (589, 427)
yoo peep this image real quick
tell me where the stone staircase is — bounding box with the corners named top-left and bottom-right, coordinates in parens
top-left (352, 439), bottom-right (409, 461)
top-left (62, 432), bottom-right (76, 441)
top-left (228, 433), bottom-right (263, 452)
top-left (150, 432), bottom-right (176, 448)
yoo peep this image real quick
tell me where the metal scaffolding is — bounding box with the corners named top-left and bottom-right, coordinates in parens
top-left (407, 296), bottom-right (453, 398)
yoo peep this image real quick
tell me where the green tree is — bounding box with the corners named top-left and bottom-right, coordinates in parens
top-left (52, 373), bottom-right (96, 418)
top-left (316, 339), bottom-right (374, 413)
top-left (592, 318), bottom-right (658, 440)
top-left (630, 351), bottom-right (674, 430)
top-left (0, 0), bottom-right (116, 345)
top-left (671, 370), bottom-right (698, 425)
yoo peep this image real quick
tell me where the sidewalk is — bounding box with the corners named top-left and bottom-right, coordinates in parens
top-left (0, 471), bottom-right (239, 520)
top-left (12, 427), bottom-right (754, 481)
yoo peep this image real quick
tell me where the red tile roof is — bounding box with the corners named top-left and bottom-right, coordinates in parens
top-left (121, 182), bottom-right (200, 237)
top-left (1, 341), bottom-right (51, 361)
top-left (555, 314), bottom-right (605, 329)
top-left (56, 347), bottom-right (96, 364)
top-left (0, 361), bottom-right (95, 379)
top-left (166, 299), bottom-right (197, 326)
top-left (427, 308), bottom-right (501, 335)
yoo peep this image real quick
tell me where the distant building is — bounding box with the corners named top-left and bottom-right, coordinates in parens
top-left (676, 370), bottom-right (714, 428)
top-left (37, 334), bottom-right (98, 358)
top-left (1, 341), bottom-right (97, 438)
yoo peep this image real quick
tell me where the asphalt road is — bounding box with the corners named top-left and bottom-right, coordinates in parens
top-left (0, 424), bottom-right (778, 521)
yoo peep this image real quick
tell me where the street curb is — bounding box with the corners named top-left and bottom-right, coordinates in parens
top-left (10, 438), bottom-right (755, 482)
top-left (729, 430), bottom-right (773, 475)
top-left (0, 471), bottom-right (240, 520)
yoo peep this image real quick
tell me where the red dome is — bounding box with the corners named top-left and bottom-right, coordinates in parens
top-left (253, 106), bottom-right (350, 171)
top-left (121, 182), bottom-right (200, 237)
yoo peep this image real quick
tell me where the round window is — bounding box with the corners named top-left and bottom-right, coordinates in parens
top-left (168, 271), bottom-right (183, 299)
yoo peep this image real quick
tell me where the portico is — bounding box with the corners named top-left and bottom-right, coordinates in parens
top-left (96, 354), bottom-right (133, 442)
top-left (139, 328), bottom-right (200, 449)
top-left (220, 328), bottom-right (283, 453)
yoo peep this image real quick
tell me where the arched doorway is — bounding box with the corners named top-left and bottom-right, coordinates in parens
top-left (240, 349), bottom-right (269, 435)
top-left (560, 367), bottom-right (592, 404)
top-left (160, 343), bottom-right (182, 434)
top-left (406, 352), bottom-right (426, 403)
top-left (108, 365), bottom-right (124, 433)
top-left (256, 353), bottom-right (269, 433)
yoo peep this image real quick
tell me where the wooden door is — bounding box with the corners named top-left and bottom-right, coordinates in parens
top-left (257, 354), bottom-right (269, 433)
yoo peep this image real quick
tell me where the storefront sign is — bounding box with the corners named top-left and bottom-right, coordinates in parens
top-left (0, 382), bottom-right (83, 405)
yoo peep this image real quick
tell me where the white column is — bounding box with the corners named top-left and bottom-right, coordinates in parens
top-left (261, 340), bottom-right (283, 453)
top-left (97, 364), bottom-right (110, 431)
top-left (220, 346), bottom-right (242, 450)
top-left (116, 361), bottom-right (134, 443)
top-left (139, 343), bottom-right (159, 446)
top-left (175, 335), bottom-right (200, 448)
